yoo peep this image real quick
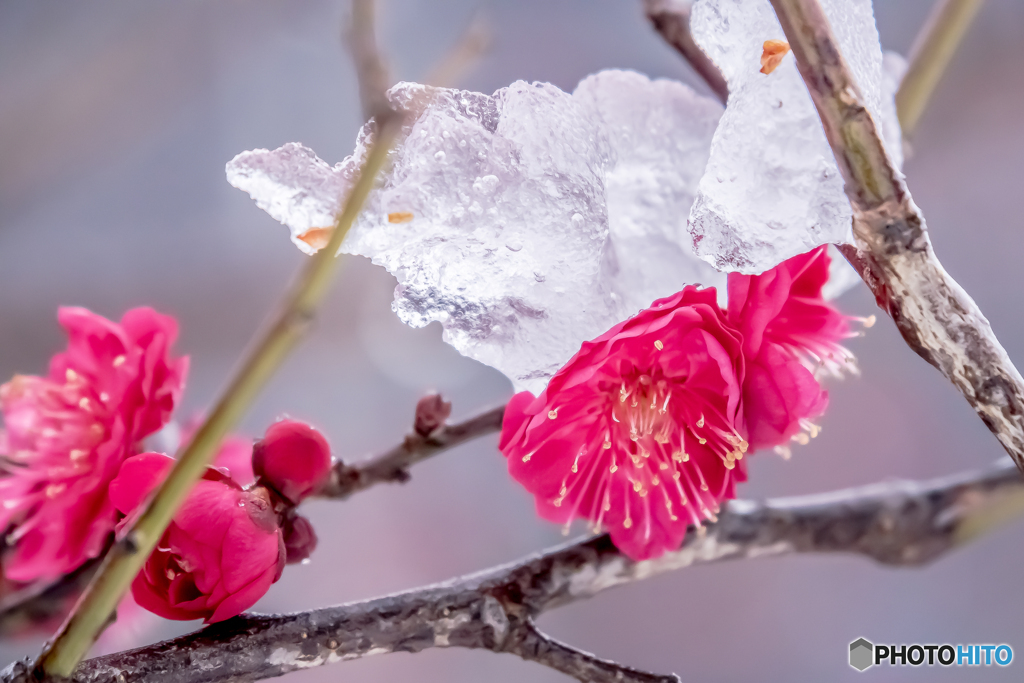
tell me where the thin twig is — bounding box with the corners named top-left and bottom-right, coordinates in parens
top-left (896, 0), bottom-right (985, 136)
top-left (5, 8), bottom-right (492, 635)
top-left (347, 0), bottom-right (392, 121)
top-left (643, 0), bottom-right (728, 103)
top-left (512, 619), bottom-right (681, 683)
top-left (768, 0), bottom-right (1024, 476)
top-left (14, 459), bottom-right (1018, 683)
top-left (34, 3), bottom-right (402, 674)
top-left (425, 15), bottom-right (491, 88)
top-left (321, 405), bottom-right (505, 499)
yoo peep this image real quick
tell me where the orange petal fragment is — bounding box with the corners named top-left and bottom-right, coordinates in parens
top-left (297, 227), bottom-right (333, 251)
top-left (388, 211), bottom-right (414, 224)
top-left (760, 39), bottom-right (790, 75)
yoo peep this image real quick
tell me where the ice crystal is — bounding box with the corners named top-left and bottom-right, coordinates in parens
top-left (228, 70), bottom-right (727, 393)
top-left (228, 27), bottom-right (894, 392)
top-left (688, 0), bottom-right (904, 273)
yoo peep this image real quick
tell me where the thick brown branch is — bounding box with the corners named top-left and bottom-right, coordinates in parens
top-left (24, 459), bottom-right (1019, 683)
top-left (643, 0), bottom-right (729, 103)
top-left (769, 0), bottom-right (1024, 474)
top-left (320, 404), bottom-right (505, 499)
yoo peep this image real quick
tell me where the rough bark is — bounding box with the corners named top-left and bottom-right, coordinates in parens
top-left (770, 0), bottom-right (1024, 474)
top-left (5, 459), bottom-right (1015, 683)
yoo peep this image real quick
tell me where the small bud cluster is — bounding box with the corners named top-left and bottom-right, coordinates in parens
top-left (252, 419), bottom-right (333, 564)
top-left (109, 418), bottom-right (333, 623)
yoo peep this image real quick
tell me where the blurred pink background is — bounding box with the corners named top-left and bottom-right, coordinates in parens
top-left (2, 0), bottom-right (1023, 680)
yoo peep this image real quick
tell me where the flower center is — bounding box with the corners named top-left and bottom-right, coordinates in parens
top-left (612, 374), bottom-right (675, 449)
top-left (547, 370), bottom-right (748, 537)
top-left (0, 371), bottom-right (108, 471)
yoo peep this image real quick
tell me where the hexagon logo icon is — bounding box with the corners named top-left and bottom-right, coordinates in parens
top-left (850, 638), bottom-right (874, 671)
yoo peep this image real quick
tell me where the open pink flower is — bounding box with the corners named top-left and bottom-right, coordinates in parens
top-left (501, 287), bottom-right (748, 561)
top-left (109, 453), bottom-right (284, 624)
top-left (727, 247), bottom-right (853, 453)
top-left (0, 307), bottom-right (187, 583)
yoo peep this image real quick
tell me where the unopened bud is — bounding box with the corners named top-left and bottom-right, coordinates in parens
top-left (414, 393), bottom-right (452, 437)
top-left (253, 419), bottom-right (332, 505)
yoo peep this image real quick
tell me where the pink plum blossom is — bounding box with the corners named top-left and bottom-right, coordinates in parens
top-left (727, 246), bottom-right (854, 453)
top-left (109, 452), bottom-right (284, 624)
top-left (500, 287), bottom-right (748, 561)
top-left (0, 307), bottom-right (187, 583)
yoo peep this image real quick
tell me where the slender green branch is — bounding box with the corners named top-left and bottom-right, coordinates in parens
top-left (35, 0), bottom-right (401, 672)
top-left (896, 0), bottom-right (985, 136)
top-left (347, 0), bottom-right (391, 122)
top-left (35, 112), bottom-right (403, 679)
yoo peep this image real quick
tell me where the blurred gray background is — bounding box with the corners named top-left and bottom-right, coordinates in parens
top-left (1, 0), bottom-right (1023, 680)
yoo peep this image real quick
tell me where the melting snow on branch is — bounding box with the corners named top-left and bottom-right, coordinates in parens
top-left (688, 0), bottom-right (905, 273)
top-left (228, 71), bottom-right (727, 393)
top-left (227, 1), bottom-right (902, 391)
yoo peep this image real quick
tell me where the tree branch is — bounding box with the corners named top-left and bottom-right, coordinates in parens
top-left (425, 15), bottom-right (491, 89)
top-left (346, 0), bottom-right (392, 122)
top-left (321, 404), bottom-right (505, 499)
top-left (15, 459), bottom-right (1017, 683)
top-left (768, 0), bottom-right (1024, 475)
top-left (896, 0), bottom-right (985, 137)
top-left (510, 619), bottom-right (681, 683)
top-left (643, 0), bottom-right (729, 104)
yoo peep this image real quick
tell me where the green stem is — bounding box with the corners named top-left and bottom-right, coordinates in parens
top-left (37, 114), bottom-right (402, 678)
top-left (896, 0), bottom-right (985, 137)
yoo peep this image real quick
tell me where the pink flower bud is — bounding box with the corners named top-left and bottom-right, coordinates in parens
top-left (413, 393), bottom-right (451, 436)
top-left (252, 420), bottom-right (332, 505)
top-left (110, 453), bottom-right (285, 624)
